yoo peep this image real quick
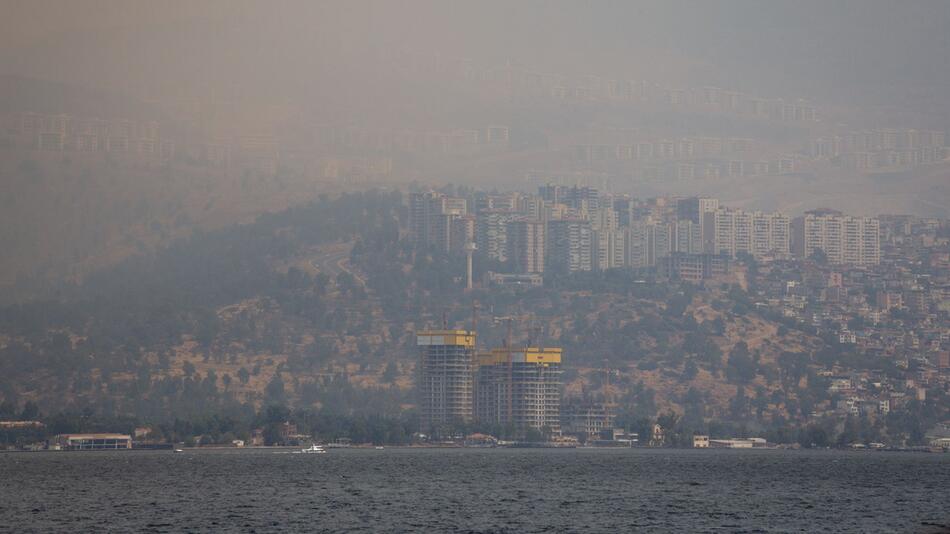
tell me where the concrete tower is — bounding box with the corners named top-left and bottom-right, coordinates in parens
top-left (464, 241), bottom-right (477, 289)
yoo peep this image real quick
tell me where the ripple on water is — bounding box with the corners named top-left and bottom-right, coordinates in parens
top-left (0, 448), bottom-right (948, 532)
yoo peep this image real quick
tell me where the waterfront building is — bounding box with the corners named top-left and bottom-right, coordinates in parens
top-left (0, 421), bottom-right (44, 429)
top-left (55, 434), bottom-right (132, 450)
top-left (708, 437), bottom-right (767, 448)
top-left (475, 347), bottom-right (562, 435)
top-left (417, 330), bottom-right (476, 433)
top-left (561, 402), bottom-right (614, 440)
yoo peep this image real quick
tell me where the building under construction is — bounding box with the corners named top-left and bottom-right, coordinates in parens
top-left (417, 330), bottom-right (476, 433)
top-left (475, 347), bottom-right (563, 435)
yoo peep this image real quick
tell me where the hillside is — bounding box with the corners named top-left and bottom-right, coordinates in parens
top-left (0, 189), bottom-right (879, 446)
top-left (0, 147), bottom-right (357, 302)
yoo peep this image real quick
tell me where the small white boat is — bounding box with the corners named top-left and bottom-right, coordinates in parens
top-left (374, 446), bottom-right (384, 450)
top-left (173, 448), bottom-right (184, 453)
top-left (294, 444), bottom-right (326, 454)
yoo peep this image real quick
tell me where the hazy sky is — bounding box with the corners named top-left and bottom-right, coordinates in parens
top-left (3, 0), bottom-right (949, 107)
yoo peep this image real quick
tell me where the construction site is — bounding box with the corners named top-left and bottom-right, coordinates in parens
top-left (417, 318), bottom-right (563, 438)
top-left (416, 330), bottom-right (477, 431)
top-left (475, 347), bottom-right (562, 434)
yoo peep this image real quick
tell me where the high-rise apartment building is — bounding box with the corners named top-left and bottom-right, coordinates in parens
top-left (676, 196), bottom-right (719, 247)
top-left (449, 215), bottom-right (476, 254)
top-left (624, 223), bottom-right (651, 268)
top-left (623, 221), bottom-right (674, 268)
top-left (507, 219), bottom-right (546, 274)
top-left (590, 205), bottom-right (619, 231)
top-left (703, 208), bottom-right (789, 259)
top-left (407, 192), bottom-right (431, 244)
top-left (613, 197), bottom-right (638, 228)
top-left (409, 191), bottom-right (468, 251)
top-left (539, 184), bottom-right (600, 211)
top-left (648, 222), bottom-right (673, 266)
top-left (417, 330), bottom-right (476, 433)
top-left (477, 210), bottom-right (514, 262)
top-left (674, 219), bottom-right (703, 255)
top-left (547, 219), bottom-right (593, 273)
top-left (676, 197), bottom-right (719, 225)
top-left (475, 347), bottom-right (562, 434)
top-left (792, 210), bottom-right (880, 266)
top-left (751, 211), bottom-right (790, 258)
top-left (518, 196), bottom-right (545, 221)
top-left (475, 192), bottom-right (518, 212)
top-left (593, 228), bottom-right (626, 270)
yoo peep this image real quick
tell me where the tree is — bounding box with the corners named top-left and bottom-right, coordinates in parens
top-left (753, 386), bottom-right (769, 418)
top-left (778, 351), bottom-right (809, 386)
top-left (799, 422), bottom-right (832, 448)
top-left (265, 374), bottom-right (286, 404)
top-left (683, 359), bottom-right (699, 380)
top-left (382, 361), bottom-right (398, 384)
top-left (729, 387), bottom-right (749, 419)
top-left (681, 387), bottom-right (706, 431)
top-left (263, 423), bottom-right (284, 446)
top-left (0, 401), bottom-right (16, 419)
top-left (726, 342), bottom-right (756, 384)
top-left (656, 411), bottom-right (681, 447)
top-left (202, 370), bottom-right (218, 396)
top-left (19, 401), bottom-right (39, 421)
top-left (524, 427), bottom-right (544, 442)
top-left (237, 367), bottom-right (250, 385)
top-left (836, 416), bottom-right (862, 447)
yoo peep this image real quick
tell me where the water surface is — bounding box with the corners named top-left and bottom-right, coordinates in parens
top-left (1, 448), bottom-right (947, 532)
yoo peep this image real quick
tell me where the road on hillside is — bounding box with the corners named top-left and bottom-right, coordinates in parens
top-left (310, 243), bottom-right (367, 287)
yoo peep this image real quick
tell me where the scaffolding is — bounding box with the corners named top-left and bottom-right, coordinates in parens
top-left (417, 330), bottom-right (476, 433)
top-left (475, 347), bottom-right (562, 435)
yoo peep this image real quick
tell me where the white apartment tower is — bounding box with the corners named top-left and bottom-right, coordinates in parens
top-left (703, 208), bottom-right (789, 260)
top-left (547, 219), bottom-right (593, 273)
top-left (507, 219), bottom-right (546, 274)
top-left (622, 221), bottom-right (675, 268)
top-left (593, 228), bottom-right (626, 270)
top-left (792, 210), bottom-right (880, 266)
top-left (476, 210), bottom-right (514, 262)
